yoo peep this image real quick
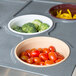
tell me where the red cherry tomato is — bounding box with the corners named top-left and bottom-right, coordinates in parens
top-left (31, 48), bottom-right (36, 51)
top-left (19, 46), bottom-right (64, 66)
top-left (45, 60), bottom-right (54, 65)
top-left (31, 50), bottom-right (40, 57)
top-left (40, 62), bottom-right (45, 65)
top-left (58, 55), bottom-right (64, 59)
top-left (43, 48), bottom-right (50, 53)
top-left (34, 57), bottom-right (41, 64)
top-left (27, 57), bottom-right (34, 64)
top-left (56, 52), bottom-right (64, 59)
top-left (49, 46), bottom-right (56, 52)
top-left (20, 55), bottom-right (29, 61)
top-left (39, 53), bottom-right (48, 61)
top-left (48, 52), bottom-right (57, 61)
top-left (20, 51), bottom-right (27, 56)
top-left (33, 63), bottom-right (39, 65)
top-left (26, 50), bottom-right (31, 57)
top-left (38, 48), bottom-right (43, 53)
top-left (55, 59), bottom-right (62, 63)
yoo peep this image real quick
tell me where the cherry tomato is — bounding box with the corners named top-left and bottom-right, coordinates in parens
top-left (34, 57), bottom-right (41, 64)
top-left (31, 50), bottom-right (40, 57)
top-left (49, 46), bottom-right (56, 52)
top-left (43, 48), bottom-right (50, 53)
top-left (30, 57), bottom-right (34, 60)
top-left (20, 55), bottom-right (29, 61)
top-left (56, 52), bottom-right (64, 59)
top-left (27, 57), bottom-right (34, 64)
top-left (45, 60), bottom-right (54, 65)
top-left (33, 63), bottom-right (39, 65)
top-left (39, 53), bottom-right (48, 61)
top-left (31, 48), bottom-right (36, 51)
top-left (20, 51), bottom-right (27, 56)
top-left (48, 52), bottom-right (57, 61)
top-left (19, 46), bottom-right (64, 66)
top-left (40, 62), bottom-right (45, 65)
top-left (58, 55), bottom-right (64, 59)
top-left (38, 48), bottom-right (43, 53)
top-left (55, 59), bottom-right (62, 63)
top-left (26, 50), bottom-right (31, 57)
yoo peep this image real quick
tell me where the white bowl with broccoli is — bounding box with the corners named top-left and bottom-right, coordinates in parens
top-left (8, 14), bottom-right (53, 35)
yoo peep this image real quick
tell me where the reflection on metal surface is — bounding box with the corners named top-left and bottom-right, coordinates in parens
top-left (72, 65), bottom-right (76, 76)
top-left (10, 47), bottom-right (16, 64)
top-left (0, 67), bottom-right (41, 76)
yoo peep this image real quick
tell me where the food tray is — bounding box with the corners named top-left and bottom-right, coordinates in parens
top-left (0, 0), bottom-right (76, 76)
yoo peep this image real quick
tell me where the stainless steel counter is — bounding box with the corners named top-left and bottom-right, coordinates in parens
top-left (0, 67), bottom-right (41, 76)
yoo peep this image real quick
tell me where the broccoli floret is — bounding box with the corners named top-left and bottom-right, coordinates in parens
top-left (11, 25), bottom-right (23, 32)
top-left (32, 19), bottom-right (42, 29)
top-left (22, 23), bottom-right (37, 33)
top-left (38, 23), bottom-right (49, 32)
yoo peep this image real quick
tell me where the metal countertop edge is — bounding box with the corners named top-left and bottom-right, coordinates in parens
top-left (0, 64), bottom-right (47, 76)
top-left (13, 0), bottom-right (32, 17)
top-left (33, 0), bottom-right (63, 4)
top-left (34, 0), bottom-right (76, 4)
top-left (71, 65), bottom-right (76, 76)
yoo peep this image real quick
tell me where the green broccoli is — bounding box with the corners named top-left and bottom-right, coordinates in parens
top-left (22, 23), bottom-right (37, 33)
top-left (38, 23), bottom-right (49, 32)
top-left (32, 19), bottom-right (42, 29)
top-left (11, 25), bottom-right (23, 32)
